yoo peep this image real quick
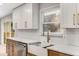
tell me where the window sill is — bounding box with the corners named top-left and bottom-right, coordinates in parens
top-left (41, 32), bottom-right (64, 37)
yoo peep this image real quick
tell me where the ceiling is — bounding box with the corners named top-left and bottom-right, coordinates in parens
top-left (0, 3), bottom-right (23, 19)
top-left (0, 3), bottom-right (59, 19)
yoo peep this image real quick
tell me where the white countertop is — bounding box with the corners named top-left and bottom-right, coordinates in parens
top-left (7, 37), bottom-right (41, 44)
top-left (47, 44), bottom-right (79, 56)
top-left (7, 37), bottom-right (79, 56)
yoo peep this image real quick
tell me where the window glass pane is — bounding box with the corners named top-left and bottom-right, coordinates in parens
top-left (44, 14), bottom-right (56, 22)
top-left (43, 23), bottom-right (60, 32)
top-left (43, 9), bottom-right (62, 35)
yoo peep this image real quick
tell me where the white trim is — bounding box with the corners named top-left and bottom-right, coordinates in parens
top-left (40, 4), bottom-right (60, 12)
top-left (41, 32), bottom-right (64, 37)
top-left (44, 10), bottom-right (60, 16)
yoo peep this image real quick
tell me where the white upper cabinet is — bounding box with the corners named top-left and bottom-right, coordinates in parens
top-left (60, 3), bottom-right (77, 28)
top-left (13, 5), bottom-right (24, 29)
top-left (76, 4), bottom-right (79, 28)
top-left (12, 3), bottom-right (39, 29)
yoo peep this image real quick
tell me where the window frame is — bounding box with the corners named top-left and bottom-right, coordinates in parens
top-left (39, 5), bottom-right (64, 37)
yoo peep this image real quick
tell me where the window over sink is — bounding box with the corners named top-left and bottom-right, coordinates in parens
top-left (40, 7), bottom-right (64, 36)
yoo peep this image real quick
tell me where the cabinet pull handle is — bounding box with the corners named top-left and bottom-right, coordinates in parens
top-left (73, 14), bottom-right (75, 25)
top-left (77, 13), bottom-right (79, 25)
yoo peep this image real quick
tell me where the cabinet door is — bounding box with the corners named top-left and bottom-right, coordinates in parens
top-left (32, 3), bottom-right (39, 29)
top-left (60, 3), bottom-right (77, 28)
top-left (17, 6), bottom-right (25, 29)
top-left (6, 39), bottom-right (10, 56)
top-left (13, 10), bottom-right (18, 29)
top-left (23, 3), bottom-right (39, 29)
top-left (76, 4), bottom-right (79, 28)
top-left (13, 6), bottom-right (24, 29)
top-left (13, 3), bottom-right (39, 29)
top-left (23, 4), bottom-right (32, 29)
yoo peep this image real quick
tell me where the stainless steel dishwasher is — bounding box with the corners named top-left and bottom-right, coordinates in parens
top-left (15, 42), bottom-right (26, 56)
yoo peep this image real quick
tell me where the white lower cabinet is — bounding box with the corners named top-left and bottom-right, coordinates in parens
top-left (28, 45), bottom-right (47, 56)
top-left (13, 3), bottom-right (39, 29)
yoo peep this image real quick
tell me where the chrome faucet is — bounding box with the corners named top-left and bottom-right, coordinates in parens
top-left (47, 30), bottom-right (50, 43)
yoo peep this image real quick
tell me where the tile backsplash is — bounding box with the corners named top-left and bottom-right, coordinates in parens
top-left (65, 29), bottom-right (79, 46)
top-left (15, 29), bottom-right (66, 45)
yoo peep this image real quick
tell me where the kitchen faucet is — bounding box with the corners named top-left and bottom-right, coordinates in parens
top-left (46, 24), bottom-right (58, 43)
top-left (47, 30), bottom-right (50, 43)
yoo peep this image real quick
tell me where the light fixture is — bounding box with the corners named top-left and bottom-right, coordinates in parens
top-left (44, 10), bottom-right (60, 16)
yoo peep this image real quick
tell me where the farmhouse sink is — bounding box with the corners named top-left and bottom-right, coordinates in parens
top-left (29, 42), bottom-right (54, 48)
top-left (41, 42), bottom-right (54, 48)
